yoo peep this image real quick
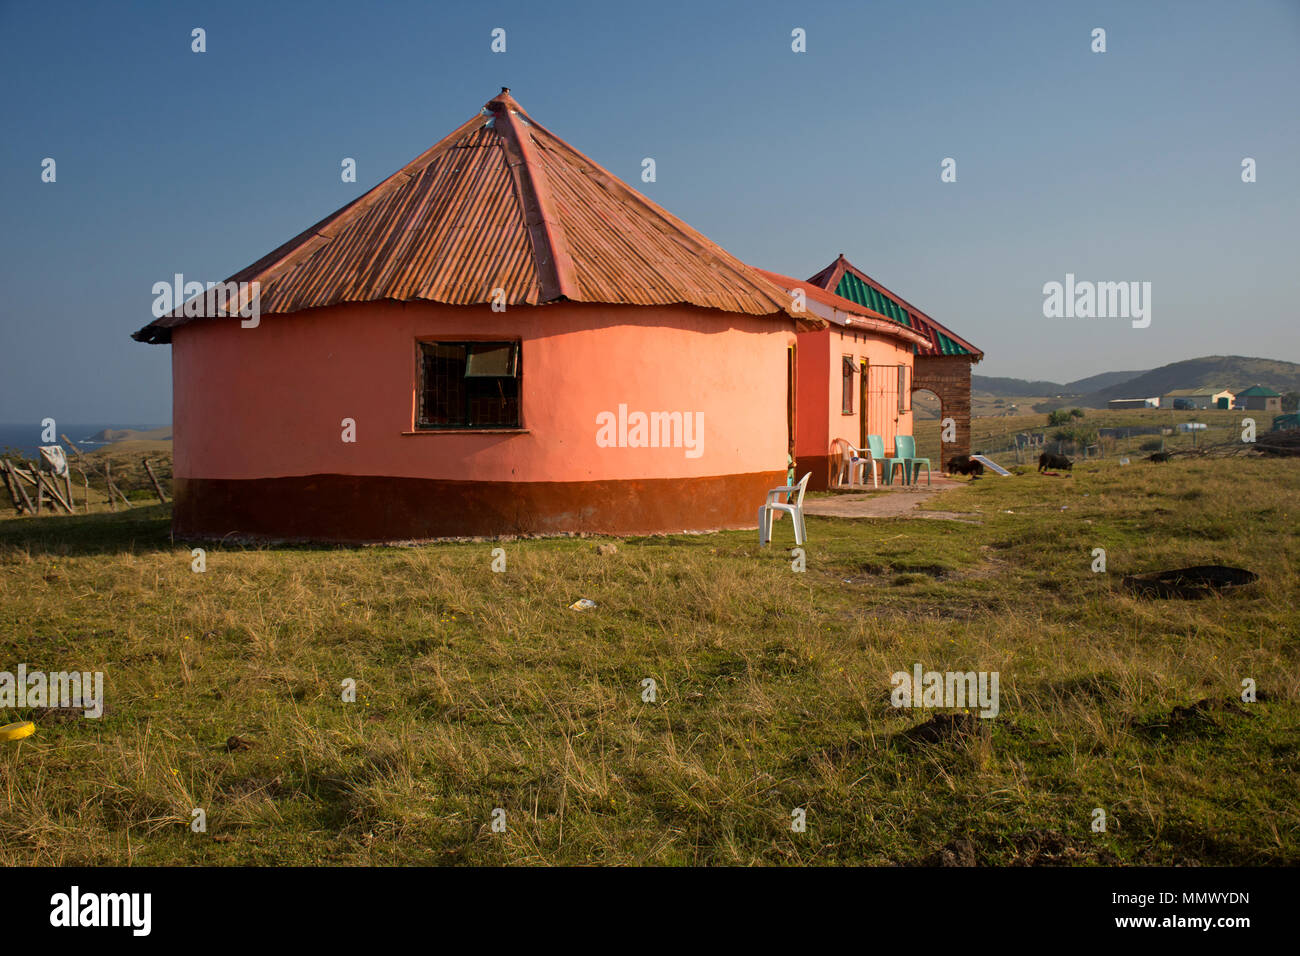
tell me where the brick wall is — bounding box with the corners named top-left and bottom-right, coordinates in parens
top-left (914, 355), bottom-right (974, 471)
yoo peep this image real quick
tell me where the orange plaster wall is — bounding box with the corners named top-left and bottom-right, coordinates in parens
top-left (794, 326), bottom-right (915, 461)
top-left (171, 301), bottom-right (795, 483)
top-left (794, 330), bottom-right (829, 461)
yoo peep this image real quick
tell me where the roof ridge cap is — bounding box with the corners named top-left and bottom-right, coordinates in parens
top-left (486, 92), bottom-right (578, 302)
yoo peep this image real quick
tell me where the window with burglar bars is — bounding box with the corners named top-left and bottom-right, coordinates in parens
top-left (417, 341), bottom-right (521, 429)
top-left (842, 356), bottom-right (855, 414)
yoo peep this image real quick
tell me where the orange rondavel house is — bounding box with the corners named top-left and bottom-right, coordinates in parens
top-left (135, 89), bottom-right (979, 541)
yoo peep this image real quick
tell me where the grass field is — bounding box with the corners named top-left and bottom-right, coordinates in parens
top-left (0, 450), bottom-right (1296, 865)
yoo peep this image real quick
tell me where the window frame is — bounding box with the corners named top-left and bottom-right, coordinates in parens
top-left (415, 338), bottom-right (523, 431)
top-left (841, 354), bottom-right (856, 415)
top-left (897, 364), bottom-right (911, 413)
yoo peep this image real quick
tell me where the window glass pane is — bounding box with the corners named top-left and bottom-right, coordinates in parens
top-left (465, 344), bottom-right (516, 377)
top-left (422, 344), bottom-right (466, 425)
top-left (418, 341), bottom-right (520, 428)
top-left (466, 376), bottom-right (519, 426)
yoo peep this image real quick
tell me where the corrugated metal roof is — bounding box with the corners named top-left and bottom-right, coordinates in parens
top-left (806, 255), bottom-right (983, 360)
top-left (134, 90), bottom-right (818, 343)
top-left (752, 268), bottom-right (931, 348)
top-left (1163, 387), bottom-right (1233, 397)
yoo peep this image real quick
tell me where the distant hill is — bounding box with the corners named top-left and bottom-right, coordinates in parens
top-left (88, 425), bottom-right (173, 443)
top-left (971, 375), bottom-right (1066, 397)
top-left (973, 369), bottom-right (1148, 397)
top-left (1065, 369), bottom-right (1151, 394)
top-left (976, 356), bottom-right (1300, 410)
top-left (1080, 356), bottom-right (1300, 408)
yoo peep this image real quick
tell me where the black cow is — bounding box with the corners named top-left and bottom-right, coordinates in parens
top-left (1038, 452), bottom-right (1073, 473)
top-left (947, 455), bottom-right (985, 477)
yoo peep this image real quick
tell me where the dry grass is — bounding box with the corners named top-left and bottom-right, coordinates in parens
top-left (0, 444), bottom-right (1296, 865)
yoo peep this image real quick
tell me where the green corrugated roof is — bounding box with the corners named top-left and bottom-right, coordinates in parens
top-left (1238, 385), bottom-right (1281, 397)
top-left (835, 272), bottom-right (910, 326)
top-left (833, 273), bottom-right (975, 357)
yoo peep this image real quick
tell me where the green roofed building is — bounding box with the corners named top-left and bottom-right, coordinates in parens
top-left (1238, 384), bottom-right (1282, 413)
top-left (807, 254), bottom-right (982, 470)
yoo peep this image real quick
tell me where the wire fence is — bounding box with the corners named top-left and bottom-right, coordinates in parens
top-left (918, 408), bottom-right (1294, 468)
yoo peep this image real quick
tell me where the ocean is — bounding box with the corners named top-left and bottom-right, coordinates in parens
top-left (0, 423), bottom-right (169, 460)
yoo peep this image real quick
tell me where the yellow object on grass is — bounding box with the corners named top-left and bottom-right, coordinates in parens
top-left (0, 721), bottom-right (36, 742)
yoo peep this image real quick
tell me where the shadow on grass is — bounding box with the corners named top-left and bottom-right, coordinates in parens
top-left (0, 504), bottom-right (173, 556)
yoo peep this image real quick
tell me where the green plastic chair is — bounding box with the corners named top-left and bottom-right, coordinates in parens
top-left (894, 435), bottom-right (931, 486)
top-left (868, 434), bottom-right (907, 486)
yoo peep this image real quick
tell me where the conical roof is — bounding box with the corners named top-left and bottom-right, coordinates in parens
top-left (135, 89), bottom-right (813, 343)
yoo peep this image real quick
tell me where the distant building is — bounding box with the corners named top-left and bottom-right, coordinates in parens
top-left (1160, 387), bottom-right (1235, 410)
top-left (1238, 385), bottom-right (1282, 413)
top-left (1108, 397), bottom-right (1160, 410)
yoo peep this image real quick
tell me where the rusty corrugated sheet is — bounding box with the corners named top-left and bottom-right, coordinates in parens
top-left (134, 90), bottom-right (817, 343)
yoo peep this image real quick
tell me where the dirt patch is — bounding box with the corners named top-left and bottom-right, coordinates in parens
top-left (1122, 565), bottom-right (1258, 600)
top-left (1133, 697), bottom-right (1254, 740)
top-left (802, 481), bottom-right (967, 520)
top-left (918, 829), bottom-right (1118, 866)
top-left (1005, 829), bottom-right (1119, 866)
top-left (895, 711), bottom-right (992, 746)
top-left (220, 774), bottom-right (288, 800)
top-left (27, 701), bottom-right (110, 723)
top-left (922, 837), bottom-right (978, 866)
top-left (837, 561), bottom-right (956, 585)
top-left (1031, 672), bottom-right (1123, 707)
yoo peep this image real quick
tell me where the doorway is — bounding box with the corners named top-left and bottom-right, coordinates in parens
top-left (860, 362), bottom-right (907, 454)
top-left (786, 344), bottom-right (796, 484)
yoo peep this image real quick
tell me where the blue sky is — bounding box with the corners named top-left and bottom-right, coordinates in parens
top-left (1, 0), bottom-right (1297, 422)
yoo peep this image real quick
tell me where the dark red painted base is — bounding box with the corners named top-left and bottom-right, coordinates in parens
top-left (172, 471), bottom-right (786, 543)
top-left (796, 455), bottom-right (838, 492)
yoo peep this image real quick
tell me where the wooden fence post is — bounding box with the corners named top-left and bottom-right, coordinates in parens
top-left (103, 460), bottom-right (117, 512)
top-left (2, 460), bottom-right (32, 514)
top-left (143, 458), bottom-right (168, 504)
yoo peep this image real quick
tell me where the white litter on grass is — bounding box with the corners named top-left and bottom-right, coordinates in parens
top-left (568, 598), bottom-right (597, 611)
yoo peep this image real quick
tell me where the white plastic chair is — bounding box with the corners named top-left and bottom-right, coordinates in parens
top-left (831, 438), bottom-right (878, 489)
top-left (758, 472), bottom-right (811, 546)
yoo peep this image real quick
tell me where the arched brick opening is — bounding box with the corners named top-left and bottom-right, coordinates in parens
top-left (912, 354), bottom-right (973, 472)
